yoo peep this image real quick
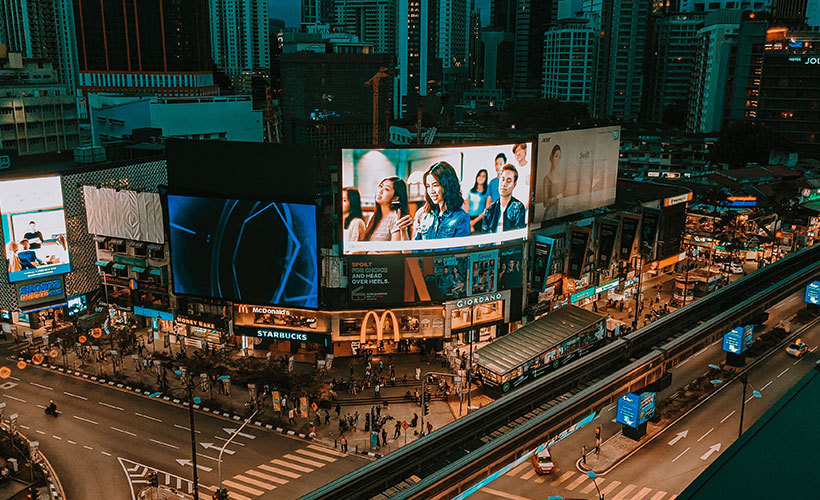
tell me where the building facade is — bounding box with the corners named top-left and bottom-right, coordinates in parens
top-left (333, 0), bottom-right (396, 54)
top-left (209, 0), bottom-right (269, 93)
top-left (542, 19), bottom-right (595, 107)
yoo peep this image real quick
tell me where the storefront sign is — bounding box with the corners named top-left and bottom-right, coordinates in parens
top-left (16, 277), bottom-right (66, 308)
top-left (663, 192), bottom-right (692, 207)
top-left (113, 255), bottom-right (148, 267)
top-left (234, 325), bottom-right (330, 345)
top-left (132, 306), bottom-right (174, 322)
top-left (452, 292), bottom-right (503, 308)
top-left (175, 315), bottom-right (226, 331)
top-left (594, 279), bottom-right (620, 295)
top-left (531, 234), bottom-right (555, 293)
top-left (570, 287), bottom-right (595, 304)
top-left (619, 214), bottom-right (641, 261)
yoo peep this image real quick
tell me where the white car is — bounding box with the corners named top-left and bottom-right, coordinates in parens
top-left (728, 263), bottom-right (744, 274)
top-left (786, 340), bottom-right (808, 358)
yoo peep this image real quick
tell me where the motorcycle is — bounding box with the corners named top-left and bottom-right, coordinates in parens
top-left (44, 406), bottom-right (60, 417)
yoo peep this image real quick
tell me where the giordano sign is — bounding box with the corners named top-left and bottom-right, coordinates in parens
top-left (454, 292), bottom-right (503, 308)
top-left (443, 290), bottom-right (511, 336)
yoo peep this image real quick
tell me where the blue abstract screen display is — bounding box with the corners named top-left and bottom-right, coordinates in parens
top-left (167, 194), bottom-right (318, 308)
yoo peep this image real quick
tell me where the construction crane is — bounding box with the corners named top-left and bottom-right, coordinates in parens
top-left (365, 66), bottom-right (389, 145)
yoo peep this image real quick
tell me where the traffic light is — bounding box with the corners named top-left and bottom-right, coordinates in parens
top-left (423, 402), bottom-right (430, 416)
top-left (26, 486), bottom-right (39, 499)
top-left (212, 488), bottom-right (229, 500)
top-left (149, 472), bottom-right (158, 487)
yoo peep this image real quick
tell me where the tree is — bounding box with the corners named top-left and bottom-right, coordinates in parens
top-left (710, 121), bottom-right (794, 168)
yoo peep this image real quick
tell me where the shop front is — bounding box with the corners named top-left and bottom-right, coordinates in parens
top-left (444, 290), bottom-right (511, 346)
top-left (334, 306), bottom-right (446, 357)
top-left (174, 314), bottom-right (229, 349)
top-left (234, 304), bottom-right (331, 361)
top-left (15, 276), bottom-right (69, 332)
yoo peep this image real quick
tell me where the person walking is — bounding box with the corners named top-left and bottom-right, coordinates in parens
top-left (393, 421), bottom-right (401, 439)
top-left (340, 434), bottom-right (348, 453)
top-left (335, 402), bottom-right (341, 418)
top-left (381, 427), bottom-right (388, 447)
top-left (324, 409), bottom-right (330, 425)
top-left (426, 421), bottom-right (433, 435)
top-left (582, 445), bottom-right (587, 465)
top-left (374, 382), bottom-right (381, 399)
top-left (288, 408), bottom-right (297, 426)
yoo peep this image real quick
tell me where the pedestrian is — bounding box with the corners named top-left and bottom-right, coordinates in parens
top-left (426, 421), bottom-right (433, 435)
top-left (324, 410), bottom-right (330, 425)
top-left (288, 408), bottom-right (296, 425)
top-left (376, 405), bottom-right (381, 419)
top-left (374, 382), bottom-right (380, 398)
top-left (582, 445), bottom-right (587, 465)
top-left (415, 366), bottom-right (421, 381)
top-left (393, 421), bottom-right (401, 439)
top-left (335, 402), bottom-right (341, 418)
top-left (381, 427), bottom-right (388, 446)
top-left (340, 434), bottom-right (348, 453)
top-left (309, 422), bottom-right (316, 438)
top-left (354, 411), bottom-right (359, 428)
top-left (593, 301), bottom-right (598, 312)
top-left (349, 364), bottom-right (354, 378)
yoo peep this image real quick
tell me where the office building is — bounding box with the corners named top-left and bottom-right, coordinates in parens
top-left (333, 0), bottom-right (396, 54)
top-left (73, 0), bottom-right (217, 96)
top-left (395, 0), bottom-right (437, 118)
top-left (435, 0), bottom-right (470, 70)
top-left (643, 13), bottom-right (704, 122)
top-left (0, 49), bottom-right (80, 155)
top-left (0, 0), bottom-right (78, 85)
top-left (477, 30), bottom-right (514, 92)
top-left (209, 0), bottom-right (269, 93)
top-left (491, 0), bottom-right (553, 95)
top-left (302, 0), bottom-right (335, 25)
top-left (772, 0), bottom-right (808, 24)
top-left (678, 0), bottom-right (772, 11)
top-left (542, 19), bottom-right (595, 107)
top-left (757, 28), bottom-right (820, 154)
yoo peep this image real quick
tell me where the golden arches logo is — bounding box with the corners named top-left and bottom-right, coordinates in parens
top-left (360, 310), bottom-right (400, 344)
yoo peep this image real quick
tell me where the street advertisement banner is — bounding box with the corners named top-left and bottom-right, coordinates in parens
top-left (640, 207), bottom-right (661, 259)
top-left (498, 246), bottom-right (523, 290)
top-left (722, 327), bottom-right (744, 354)
top-left (348, 256), bottom-right (404, 304)
top-left (341, 143), bottom-right (532, 254)
top-left (617, 392), bottom-right (655, 428)
top-left (566, 227), bottom-right (591, 279)
top-left (167, 194), bottom-right (318, 308)
top-left (534, 126), bottom-right (621, 223)
top-left (596, 218), bottom-right (619, 269)
top-left (619, 214), bottom-right (641, 262)
top-left (16, 276), bottom-right (66, 309)
top-left (1, 176), bottom-right (71, 283)
top-left (805, 280), bottom-right (820, 304)
top-left (530, 234), bottom-right (555, 292)
top-left (468, 250), bottom-right (498, 295)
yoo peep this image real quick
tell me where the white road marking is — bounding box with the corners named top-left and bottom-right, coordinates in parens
top-left (196, 453), bottom-right (220, 462)
top-left (9, 376), bottom-right (20, 381)
top-left (246, 469), bottom-right (289, 485)
top-left (282, 454), bottom-right (325, 468)
top-left (581, 477), bottom-right (604, 493)
top-left (810, 346), bottom-right (817, 352)
top-left (270, 459), bottom-right (312, 473)
top-left (68, 440), bottom-right (77, 445)
top-left (73, 415), bottom-right (99, 425)
top-left (222, 479), bottom-right (265, 496)
top-left (607, 404), bottom-right (617, 411)
top-left (565, 474), bottom-right (589, 491)
top-left (233, 474), bottom-right (277, 490)
top-left (294, 449), bottom-right (337, 462)
top-left (213, 435), bottom-right (243, 446)
top-left (777, 368), bottom-right (789, 378)
top-left (630, 487), bottom-right (653, 500)
top-left (20, 425), bottom-right (29, 429)
top-left (761, 381), bottom-right (773, 391)
top-left (36, 404), bottom-right (46, 409)
top-left (700, 443), bottom-right (721, 460)
top-left (307, 444), bottom-right (346, 457)
top-left (29, 382), bottom-right (53, 391)
top-left (650, 492), bottom-right (668, 500)
top-left (63, 391), bottom-right (87, 400)
top-left (101, 451), bottom-right (112, 456)
top-left (52, 435), bottom-right (62, 440)
top-left (672, 447), bottom-right (690, 462)
top-left (506, 461), bottom-right (531, 477)
top-left (258, 464), bottom-right (301, 479)
top-left (174, 424), bottom-right (201, 433)
top-left (600, 481), bottom-right (622, 496)
top-left (793, 358), bottom-right (801, 365)
top-left (83, 446), bottom-right (93, 450)
top-left (721, 411), bottom-right (735, 423)
top-left (519, 469), bottom-right (537, 481)
top-left (697, 428), bottom-right (713, 442)
top-left (5, 395), bottom-right (26, 402)
top-left (612, 484), bottom-right (637, 500)
top-left (110, 427), bottom-right (137, 437)
top-left (135, 412), bottom-right (163, 423)
top-left (552, 471), bottom-right (575, 486)
top-left (149, 439), bottom-right (179, 449)
top-left (99, 402), bottom-right (124, 411)
top-left (35, 430), bottom-right (45, 435)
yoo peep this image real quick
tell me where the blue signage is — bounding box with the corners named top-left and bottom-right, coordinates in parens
top-left (722, 327), bottom-right (745, 354)
top-left (639, 392), bottom-right (656, 425)
top-left (617, 393), bottom-right (640, 428)
top-left (132, 306), bottom-right (174, 322)
top-left (805, 281), bottom-right (820, 305)
top-left (743, 325), bottom-right (754, 350)
top-left (16, 276), bottom-right (66, 308)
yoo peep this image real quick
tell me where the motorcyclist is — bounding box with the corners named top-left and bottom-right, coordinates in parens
top-left (46, 400), bottom-right (57, 414)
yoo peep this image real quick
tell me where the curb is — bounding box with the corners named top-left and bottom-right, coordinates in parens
top-left (10, 355), bottom-right (384, 460)
top-left (0, 421), bottom-right (65, 499)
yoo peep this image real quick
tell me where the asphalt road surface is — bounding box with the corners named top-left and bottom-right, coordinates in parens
top-left (0, 361), bottom-right (369, 499)
top-left (467, 293), bottom-right (815, 500)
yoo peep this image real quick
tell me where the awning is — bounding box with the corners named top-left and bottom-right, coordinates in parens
top-left (95, 260), bottom-right (111, 267)
top-left (129, 241), bottom-right (147, 248)
top-left (147, 243), bottom-right (164, 250)
top-left (149, 268), bottom-right (163, 276)
top-left (93, 236), bottom-right (108, 243)
top-left (112, 263), bottom-right (127, 270)
top-left (130, 266), bottom-right (146, 273)
top-left (109, 238), bottom-right (125, 245)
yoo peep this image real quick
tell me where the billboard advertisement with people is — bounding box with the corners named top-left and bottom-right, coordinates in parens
top-left (0, 176), bottom-right (71, 283)
top-left (534, 126), bottom-right (621, 223)
top-left (342, 143), bottom-right (532, 254)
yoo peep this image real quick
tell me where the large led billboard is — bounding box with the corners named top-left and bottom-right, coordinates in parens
top-left (167, 194), bottom-right (318, 308)
top-left (534, 126), bottom-right (620, 223)
top-left (342, 143), bottom-right (532, 254)
top-left (1, 177), bottom-right (71, 283)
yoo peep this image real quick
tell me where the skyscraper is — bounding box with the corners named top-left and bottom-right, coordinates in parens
top-left (491, 0), bottom-right (553, 95)
top-left (395, 0), bottom-right (432, 117)
top-left (0, 0), bottom-right (78, 85)
top-left (73, 0), bottom-right (216, 96)
top-left (678, 0), bottom-right (772, 11)
top-left (209, 0), bottom-right (269, 92)
top-left (302, 0), bottom-right (335, 26)
top-left (333, 0), bottom-right (396, 54)
top-left (542, 19), bottom-right (595, 107)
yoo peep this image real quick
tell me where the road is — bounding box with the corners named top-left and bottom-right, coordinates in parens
top-left (0, 360), bottom-right (368, 500)
top-left (467, 292), bottom-right (815, 500)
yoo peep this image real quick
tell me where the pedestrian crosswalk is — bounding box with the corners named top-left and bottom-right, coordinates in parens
top-left (220, 444), bottom-right (346, 500)
top-left (504, 467), bottom-right (678, 500)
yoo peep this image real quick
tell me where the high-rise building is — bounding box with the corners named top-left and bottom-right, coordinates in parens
top-left (687, 10), bottom-right (742, 132)
top-left (726, 13), bottom-right (767, 121)
top-left (542, 19), bottom-right (595, 107)
top-left (643, 13), bottom-right (704, 122)
top-left (808, 1), bottom-right (819, 27)
top-left (73, 0), bottom-right (217, 96)
top-left (491, 0), bottom-right (553, 95)
top-left (678, 0), bottom-right (772, 11)
top-left (394, 0), bottom-right (441, 118)
top-left (0, 0), bottom-right (78, 85)
top-left (435, 0), bottom-right (470, 70)
top-left (478, 29), bottom-right (514, 91)
top-left (209, 0), bottom-right (269, 93)
top-left (771, 0), bottom-right (807, 23)
top-left (333, 0), bottom-right (396, 54)
top-left (757, 27), bottom-right (820, 154)
top-left (302, 0), bottom-right (335, 26)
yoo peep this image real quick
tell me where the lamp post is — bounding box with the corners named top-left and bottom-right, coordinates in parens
top-left (218, 408), bottom-right (259, 497)
top-left (587, 470), bottom-right (604, 500)
top-left (633, 254), bottom-right (643, 329)
top-left (150, 371), bottom-right (202, 500)
top-left (708, 366), bottom-right (761, 439)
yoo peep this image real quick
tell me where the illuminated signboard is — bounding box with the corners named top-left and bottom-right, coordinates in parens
top-left (743, 324), bottom-right (754, 350)
top-left (570, 287), bottom-right (595, 304)
top-left (639, 392), bottom-right (656, 425)
top-left (233, 325), bottom-right (329, 346)
top-left (722, 327), bottom-right (745, 354)
top-left (721, 196), bottom-right (757, 208)
top-left (595, 279), bottom-right (620, 295)
top-left (16, 276), bottom-right (66, 308)
top-left (805, 281), bottom-right (820, 305)
top-left (617, 392), bottom-right (656, 428)
top-left (67, 295), bottom-right (87, 317)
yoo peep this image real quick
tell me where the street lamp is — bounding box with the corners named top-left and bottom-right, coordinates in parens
top-left (707, 366), bottom-right (761, 439)
top-left (587, 470), bottom-right (604, 500)
top-left (217, 408), bottom-right (260, 498)
top-left (149, 370), bottom-right (202, 500)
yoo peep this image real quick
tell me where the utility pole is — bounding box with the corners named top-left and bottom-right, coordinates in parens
top-left (364, 66), bottom-right (389, 145)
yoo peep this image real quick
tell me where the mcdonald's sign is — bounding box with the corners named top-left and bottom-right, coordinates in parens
top-left (360, 310), bottom-right (401, 344)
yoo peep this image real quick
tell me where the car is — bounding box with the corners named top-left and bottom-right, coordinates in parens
top-left (786, 339), bottom-right (808, 358)
top-left (532, 447), bottom-right (555, 474)
top-left (729, 263), bottom-right (744, 274)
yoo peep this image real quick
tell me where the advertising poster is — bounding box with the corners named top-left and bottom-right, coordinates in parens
top-left (498, 246), bottom-right (523, 290)
top-left (640, 207), bottom-right (661, 259)
top-left (0, 177), bottom-right (71, 283)
top-left (534, 126), bottom-right (621, 223)
top-left (531, 234), bottom-right (555, 292)
top-left (469, 250), bottom-right (498, 295)
top-left (566, 227), bottom-right (591, 280)
top-left (597, 218), bottom-right (619, 269)
top-left (16, 276), bottom-right (66, 309)
top-left (67, 295), bottom-right (88, 317)
top-left (167, 194), bottom-right (318, 308)
top-left (421, 253), bottom-right (470, 301)
top-left (348, 256), bottom-right (404, 304)
top-left (657, 203), bottom-right (686, 260)
top-left (341, 143), bottom-right (532, 254)
top-left (619, 214), bottom-right (641, 262)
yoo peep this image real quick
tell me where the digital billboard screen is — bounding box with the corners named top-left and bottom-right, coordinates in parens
top-left (342, 143), bottom-right (532, 254)
top-left (534, 126), bottom-right (620, 223)
top-left (805, 280), bottom-right (820, 305)
top-left (167, 194), bottom-right (318, 308)
top-left (0, 177), bottom-right (71, 283)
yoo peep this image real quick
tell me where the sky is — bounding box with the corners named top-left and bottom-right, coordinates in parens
top-left (269, 0), bottom-right (493, 27)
